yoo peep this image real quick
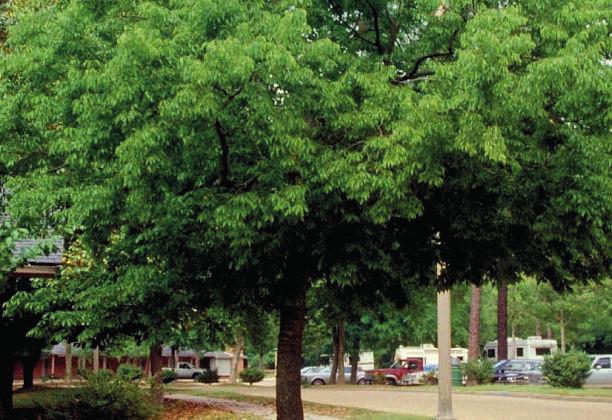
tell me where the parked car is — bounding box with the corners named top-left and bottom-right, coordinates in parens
top-left (162, 362), bottom-right (205, 379)
top-left (301, 366), bottom-right (367, 385)
top-left (493, 359), bottom-right (543, 384)
top-left (365, 358), bottom-right (424, 385)
top-left (300, 366), bottom-right (323, 375)
top-left (586, 355), bottom-right (612, 385)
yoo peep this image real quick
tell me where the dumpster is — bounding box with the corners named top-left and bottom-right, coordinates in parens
top-left (451, 363), bottom-right (463, 386)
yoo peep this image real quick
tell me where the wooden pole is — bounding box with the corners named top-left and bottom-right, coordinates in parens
top-left (436, 262), bottom-right (456, 420)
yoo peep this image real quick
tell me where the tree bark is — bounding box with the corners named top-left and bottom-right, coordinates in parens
top-left (20, 350), bottom-right (40, 390)
top-left (0, 351), bottom-right (14, 417)
top-left (259, 353), bottom-right (264, 370)
top-left (170, 347), bottom-right (176, 369)
top-left (93, 347), bottom-right (100, 373)
top-left (149, 343), bottom-right (164, 405)
top-left (559, 309), bottom-right (566, 353)
top-left (230, 334), bottom-right (244, 383)
top-left (329, 325), bottom-right (338, 385)
top-left (468, 285), bottom-right (481, 360)
top-left (546, 323), bottom-right (553, 339)
top-left (349, 350), bottom-right (359, 385)
top-left (275, 291), bottom-right (306, 420)
top-left (336, 319), bottom-right (346, 385)
top-left (65, 342), bottom-right (72, 383)
top-left (497, 281), bottom-right (508, 360)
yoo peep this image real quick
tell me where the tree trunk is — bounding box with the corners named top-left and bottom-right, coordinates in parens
top-left (170, 347), bottom-right (176, 369)
top-left (275, 291), bottom-right (306, 420)
top-left (497, 281), bottom-right (508, 360)
top-left (230, 334), bottom-right (244, 384)
top-left (149, 343), bottom-right (164, 405)
top-left (468, 285), bottom-right (481, 360)
top-left (65, 342), bottom-right (72, 383)
top-left (259, 353), bottom-right (264, 370)
top-left (546, 323), bottom-right (553, 339)
top-left (349, 350), bottom-right (359, 385)
top-left (559, 309), bottom-right (566, 353)
top-left (329, 325), bottom-right (338, 385)
top-left (535, 319), bottom-right (542, 337)
top-left (20, 351), bottom-right (40, 390)
top-left (0, 351), bottom-right (14, 417)
top-left (93, 347), bottom-right (100, 373)
top-left (336, 319), bottom-right (346, 385)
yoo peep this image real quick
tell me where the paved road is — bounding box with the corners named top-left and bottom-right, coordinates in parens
top-left (223, 385), bottom-right (612, 420)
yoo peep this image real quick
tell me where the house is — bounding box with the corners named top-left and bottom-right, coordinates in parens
top-left (395, 344), bottom-right (469, 365)
top-left (162, 346), bottom-right (202, 368)
top-left (483, 336), bottom-right (558, 361)
top-left (202, 351), bottom-right (247, 377)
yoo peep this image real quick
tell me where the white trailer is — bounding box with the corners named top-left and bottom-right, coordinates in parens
top-left (483, 336), bottom-right (558, 361)
top-left (395, 343), bottom-right (469, 366)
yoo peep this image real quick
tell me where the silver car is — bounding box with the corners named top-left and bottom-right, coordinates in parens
top-left (301, 366), bottom-right (367, 385)
top-left (586, 355), bottom-right (612, 385)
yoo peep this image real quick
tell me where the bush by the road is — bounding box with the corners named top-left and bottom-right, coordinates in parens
top-left (194, 369), bottom-right (219, 384)
top-left (161, 369), bottom-right (178, 384)
top-left (239, 367), bottom-right (265, 385)
top-left (116, 363), bottom-right (143, 382)
top-left (42, 370), bottom-right (157, 419)
top-left (542, 351), bottom-right (591, 388)
top-left (462, 358), bottom-right (493, 385)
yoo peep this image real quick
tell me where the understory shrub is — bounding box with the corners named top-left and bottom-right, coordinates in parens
top-left (161, 369), bottom-right (178, 384)
top-left (42, 370), bottom-right (158, 419)
top-left (194, 369), bottom-right (219, 384)
top-left (542, 351), bottom-right (591, 388)
top-left (239, 367), bottom-right (265, 385)
top-left (116, 364), bottom-right (143, 382)
top-left (420, 371), bottom-right (438, 385)
top-left (462, 358), bottom-right (493, 385)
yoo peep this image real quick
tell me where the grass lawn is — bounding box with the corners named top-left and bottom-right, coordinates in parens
top-left (165, 385), bottom-right (430, 419)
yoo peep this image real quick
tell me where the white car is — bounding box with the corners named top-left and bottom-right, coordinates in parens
top-left (163, 362), bottom-right (205, 379)
top-left (301, 366), bottom-right (367, 385)
top-left (586, 355), bottom-right (612, 385)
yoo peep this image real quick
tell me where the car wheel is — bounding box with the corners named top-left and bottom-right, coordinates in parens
top-left (311, 379), bottom-right (325, 386)
top-left (385, 377), bottom-right (397, 386)
top-left (357, 378), bottom-right (368, 385)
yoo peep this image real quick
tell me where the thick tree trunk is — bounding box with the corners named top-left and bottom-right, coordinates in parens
top-left (275, 291), bottom-right (306, 420)
top-left (329, 325), bottom-right (338, 385)
top-left (559, 309), bottom-right (566, 353)
top-left (497, 281), bottom-right (508, 360)
top-left (468, 285), bottom-right (481, 360)
top-left (149, 343), bottom-right (164, 405)
top-left (230, 334), bottom-right (244, 384)
top-left (0, 351), bottom-right (14, 417)
top-left (349, 350), bottom-right (359, 385)
top-left (20, 350), bottom-right (40, 390)
top-left (65, 342), bottom-right (72, 383)
top-left (336, 319), bottom-right (346, 385)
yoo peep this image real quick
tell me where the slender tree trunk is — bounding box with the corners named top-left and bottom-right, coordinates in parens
top-left (230, 334), bottom-right (244, 383)
top-left (65, 342), bottom-right (72, 383)
top-left (468, 285), bottom-right (481, 360)
top-left (535, 319), bottom-right (542, 337)
top-left (349, 349), bottom-right (359, 385)
top-left (546, 323), bottom-right (553, 339)
top-left (259, 353), bottom-right (264, 370)
top-left (329, 325), bottom-right (338, 385)
top-left (275, 291), bottom-right (306, 420)
top-left (336, 319), bottom-right (346, 385)
top-left (559, 309), bottom-right (566, 353)
top-left (149, 343), bottom-right (164, 405)
top-left (93, 347), bottom-right (100, 373)
top-left (170, 347), bottom-right (176, 369)
top-left (497, 281), bottom-right (508, 360)
top-left (0, 351), bottom-right (14, 417)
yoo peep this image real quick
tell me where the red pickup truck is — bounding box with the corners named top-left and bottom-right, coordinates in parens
top-left (365, 358), bottom-right (425, 385)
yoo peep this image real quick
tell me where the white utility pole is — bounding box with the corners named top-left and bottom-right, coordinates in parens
top-left (437, 262), bottom-right (456, 420)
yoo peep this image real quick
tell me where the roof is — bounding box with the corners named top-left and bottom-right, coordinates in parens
top-left (161, 346), bottom-right (201, 358)
top-left (13, 238), bottom-right (64, 265)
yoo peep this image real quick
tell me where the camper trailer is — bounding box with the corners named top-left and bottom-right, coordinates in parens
top-left (483, 336), bottom-right (558, 361)
top-left (395, 344), bottom-right (469, 366)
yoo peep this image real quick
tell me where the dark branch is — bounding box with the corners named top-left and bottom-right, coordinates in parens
top-left (214, 120), bottom-right (231, 188)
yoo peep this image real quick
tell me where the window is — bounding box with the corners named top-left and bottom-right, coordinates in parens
top-left (179, 363), bottom-right (189, 369)
top-left (516, 347), bottom-right (524, 357)
top-left (535, 348), bottom-right (551, 356)
top-left (487, 349), bottom-right (496, 358)
top-left (596, 357), bottom-right (611, 369)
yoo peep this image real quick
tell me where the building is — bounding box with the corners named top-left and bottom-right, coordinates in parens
top-left (202, 351), bottom-right (247, 377)
top-left (483, 336), bottom-right (558, 361)
top-left (395, 344), bottom-right (469, 365)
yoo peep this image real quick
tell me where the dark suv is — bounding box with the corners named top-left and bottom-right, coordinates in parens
top-left (493, 359), bottom-right (543, 384)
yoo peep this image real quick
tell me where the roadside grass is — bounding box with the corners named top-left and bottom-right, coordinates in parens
top-left (13, 386), bottom-right (77, 410)
top-left (165, 384), bottom-right (430, 419)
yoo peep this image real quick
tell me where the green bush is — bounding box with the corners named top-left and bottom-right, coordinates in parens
top-left (239, 367), bottom-right (265, 385)
top-left (542, 351), bottom-right (592, 388)
top-left (462, 359), bottom-right (493, 385)
top-left (116, 364), bottom-right (143, 382)
top-left (42, 370), bottom-right (158, 419)
top-left (194, 369), bottom-right (219, 384)
top-left (161, 369), bottom-right (178, 384)
top-left (420, 371), bottom-right (438, 385)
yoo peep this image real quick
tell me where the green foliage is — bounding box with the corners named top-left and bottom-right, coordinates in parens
top-left (161, 369), bottom-right (178, 384)
top-left (462, 359), bottom-right (493, 385)
top-left (42, 370), bottom-right (158, 419)
top-left (194, 369), bottom-right (219, 384)
top-left (542, 351), bottom-right (592, 388)
top-left (115, 364), bottom-right (143, 382)
top-left (239, 367), bottom-right (265, 385)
